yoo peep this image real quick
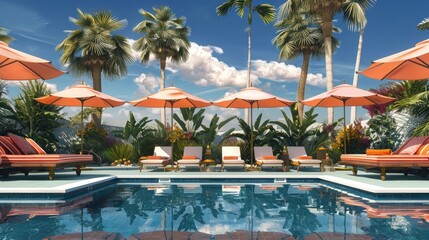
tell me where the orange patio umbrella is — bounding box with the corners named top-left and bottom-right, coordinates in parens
top-left (0, 41), bottom-right (64, 81)
top-left (214, 86), bottom-right (295, 166)
top-left (35, 82), bottom-right (125, 154)
top-left (130, 86), bottom-right (212, 128)
top-left (301, 84), bottom-right (395, 153)
top-left (360, 39), bottom-right (429, 80)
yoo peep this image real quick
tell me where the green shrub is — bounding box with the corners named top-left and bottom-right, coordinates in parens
top-left (104, 143), bottom-right (136, 165)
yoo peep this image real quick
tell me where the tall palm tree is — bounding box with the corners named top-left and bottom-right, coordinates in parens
top-left (56, 9), bottom-right (133, 126)
top-left (417, 17), bottom-right (429, 30)
top-left (273, 13), bottom-right (340, 122)
top-left (279, 0), bottom-right (375, 124)
top-left (217, 0), bottom-right (275, 123)
top-left (0, 27), bottom-right (14, 44)
top-left (133, 6), bottom-right (191, 125)
top-left (350, 29), bottom-right (365, 123)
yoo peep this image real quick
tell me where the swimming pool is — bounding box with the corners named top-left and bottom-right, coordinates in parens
top-left (0, 183), bottom-right (428, 239)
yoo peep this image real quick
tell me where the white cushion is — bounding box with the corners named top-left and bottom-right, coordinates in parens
top-left (222, 160), bottom-right (245, 164)
top-left (141, 160), bottom-right (168, 164)
top-left (257, 159), bottom-right (284, 164)
top-left (291, 159), bottom-right (321, 164)
top-left (177, 159), bottom-right (201, 164)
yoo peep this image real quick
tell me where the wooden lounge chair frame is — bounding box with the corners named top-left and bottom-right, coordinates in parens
top-left (176, 146), bottom-right (203, 171)
top-left (254, 146), bottom-right (287, 172)
top-left (287, 146), bottom-right (322, 172)
top-left (221, 146), bottom-right (246, 171)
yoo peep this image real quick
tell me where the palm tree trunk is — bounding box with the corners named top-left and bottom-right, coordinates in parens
top-left (244, 23), bottom-right (252, 125)
top-left (160, 57), bottom-right (167, 126)
top-left (297, 51), bottom-right (311, 123)
top-left (324, 36), bottom-right (334, 124)
top-left (91, 64), bottom-right (103, 127)
top-left (350, 29), bottom-right (364, 124)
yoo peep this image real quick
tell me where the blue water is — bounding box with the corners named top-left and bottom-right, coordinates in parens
top-left (0, 183), bottom-right (428, 240)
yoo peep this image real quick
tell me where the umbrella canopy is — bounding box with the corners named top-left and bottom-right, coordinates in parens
top-left (302, 84), bottom-right (395, 153)
top-left (36, 83), bottom-right (125, 153)
top-left (360, 39), bottom-right (429, 80)
top-left (130, 86), bottom-right (212, 127)
top-left (0, 41), bottom-right (64, 80)
top-left (214, 87), bottom-right (295, 166)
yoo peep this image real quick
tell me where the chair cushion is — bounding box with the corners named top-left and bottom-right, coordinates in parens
top-left (177, 159), bottom-right (200, 164)
top-left (297, 155), bottom-right (313, 160)
top-left (222, 159), bottom-right (244, 164)
top-left (366, 149), bottom-right (392, 155)
top-left (0, 136), bottom-right (23, 154)
top-left (8, 133), bottom-right (36, 154)
top-left (0, 146), bottom-right (5, 155)
top-left (262, 155), bottom-right (277, 160)
top-left (224, 156), bottom-right (238, 160)
top-left (257, 159), bottom-right (284, 164)
top-left (141, 159), bottom-right (168, 164)
top-left (147, 156), bottom-right (168, 160)
top-left (25, 138), bottom-right (46, 154)
top-left (395, 137), bottom-right (429, 155)
top-left (292, 159), bottom-right (321, 164)
top-left (416, 143), bottom-right (429, 155)
top-left (182, 155), bottom-right (196, 159)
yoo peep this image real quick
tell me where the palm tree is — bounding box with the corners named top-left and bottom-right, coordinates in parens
top-left (417, 17), bottom-right (429, 30)
top-left (0, 27), bottom-right (14, 44)
top-left (56, 9), bottom-right (133, 126)
top-left (217, 0), bottom-right (275, 123)
top-left (279, 0), bottom-right (375, 124)
top-left (133, 6), bottom-right (191, 125)
top-left (350, 29), bottom-right (365, 123)
top-left (273, 13), bottom-right (340, 122)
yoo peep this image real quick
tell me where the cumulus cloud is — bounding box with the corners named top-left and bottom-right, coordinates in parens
top-left (134, 73), bottom-right (160, 96)
top-left (252, 60), bottom-right (325, 87)
top-left (5, 80), bottom-right (57, 93)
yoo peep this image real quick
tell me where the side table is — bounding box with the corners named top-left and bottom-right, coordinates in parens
top-left (202, 159), bottom-right (216, 171)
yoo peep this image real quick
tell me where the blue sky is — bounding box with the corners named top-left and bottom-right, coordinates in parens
top-left (1, 0), bottom-right (428, 128)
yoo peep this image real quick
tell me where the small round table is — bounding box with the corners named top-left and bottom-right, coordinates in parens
top-left (202, 159), bottom-right (216, 171)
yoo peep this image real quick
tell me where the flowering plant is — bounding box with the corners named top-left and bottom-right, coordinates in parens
top-left (166, 124), bottom-right (185, 143)
top-left (331, 120), bottom-right (370, 154)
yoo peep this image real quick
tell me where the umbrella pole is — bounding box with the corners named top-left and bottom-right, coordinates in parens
top-left (80, 101), bottom-right (84, 155)
top-left (250, 103), bottom-right (254, 166)
top-left (343, 101), bottom-right (347, 154)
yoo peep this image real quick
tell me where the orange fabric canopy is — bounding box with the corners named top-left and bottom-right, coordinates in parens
top-left (360, 39), bottom-right (429, 80)
top-left (0, 41), bottom-right (64, 81)
top-left (213, 86), bottom-right (294, 108)
top-left (301, 84), bottom-right (395, 108)
top-left (35, 84), bottom-right (125, 108)
top-left (130, 86), bottom-right (211, 108)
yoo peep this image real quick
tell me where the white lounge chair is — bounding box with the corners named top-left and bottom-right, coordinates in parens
top-left (139, 146), bottom-right (172, 172)
top-left (287, 146), bottom-right (322, 172)
top-left (221, 146), bottom-right (246, 171)
top-left (176, 146), bottom-right (203, 171)
top-left (254, 146), bottom-right (287, 172)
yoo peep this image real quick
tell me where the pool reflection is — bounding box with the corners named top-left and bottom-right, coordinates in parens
top-left (0, 184), bottom-right (428, 239)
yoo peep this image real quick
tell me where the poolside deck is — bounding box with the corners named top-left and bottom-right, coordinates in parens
top-left (0, 165), bottom-right (428, 198)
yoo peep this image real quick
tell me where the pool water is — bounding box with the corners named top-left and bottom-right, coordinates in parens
top-left (0, 183), bottom-right (428, 239)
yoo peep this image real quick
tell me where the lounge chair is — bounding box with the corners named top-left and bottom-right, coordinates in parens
top-left (287, 146), bottom-right (322, 172)
top-left (254, 146), bottom-right (287, 172)
top-left (139, 146), bottom-right (172, 172)
top-left (0, 134), bottom-right (93, 180)
top-left (340, 136), bottom-right (429, 180)
top-left (176, 146), bottom-right (203, 171)
top-left (221, 146), bottom-right (246, 171)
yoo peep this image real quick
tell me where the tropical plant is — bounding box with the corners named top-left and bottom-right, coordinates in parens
top-left (198, 114), bottom-right (235, 157)
top-left (417, 17), bottom-right (429, 30)
top-left (217, 0), bottom-right (275, 88)
top-left (104, 143), bottom-right (136, 165)
top-left (173, 108), bottom-right (205, 141)
top-left (56, 9), bottom-right (133, 126)
top-left (269, 104), bottom-right (337, 156)
top-left (114, 112), bottom-right (154, 157)
top-left (331, 120), bottom-right (370, 155)
top-left (76, 121), bottom-right (109, 156)
top-left (0, 27), bottom-right (14, 44)
top-left (273, 13), bottom-right (340, 122)
top-left (226, 114), bottom-right (270, 161)
top-left (0, 81), bottom-right (15, 134)
top-left (279, 0), bottom-right (376, 123)
top-left (10, 81), bottom-right (64, 153)
top-left (133, 6), bottom-right (191, 124)
top-left (366, 113), bottom-right (400, 150)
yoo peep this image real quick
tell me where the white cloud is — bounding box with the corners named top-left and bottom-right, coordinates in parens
top-left (173, 42), bottom-right (259, 87)
top-left (5, 80), bottom-right (57, 93)
top-left (252, 60), bottom-right (325, 87)
top-left (134, 73), bottom-right (160, 96)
